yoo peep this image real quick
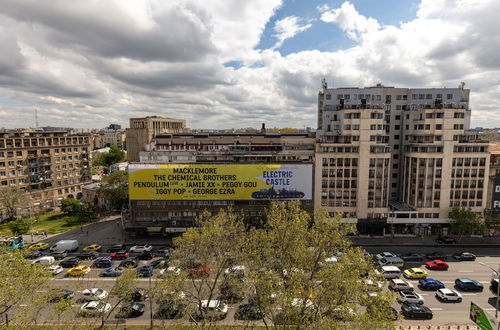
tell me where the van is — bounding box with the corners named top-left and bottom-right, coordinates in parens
top-left (50, 240), bottom-right (78, 253)
top-left (377, 256), bottom-right (404, 268)
top-left (31, 256), bottom-right (55, 265)
top-left (380, 266), bottom-right (401, 279)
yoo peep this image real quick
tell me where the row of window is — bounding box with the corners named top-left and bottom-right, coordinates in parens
top-left (452, 158), bottom-right (486, 166)
top-left (321, 158), bottom-right (359, 166)
top-left (449, 190), bottom-right (483, 200)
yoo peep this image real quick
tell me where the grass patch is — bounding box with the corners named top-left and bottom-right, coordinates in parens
top-left (0, 211), bottom-right (96, 236)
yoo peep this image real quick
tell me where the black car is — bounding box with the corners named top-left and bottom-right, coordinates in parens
top-left (234, 303), bottom-right (264, 320)
top-left (156, 301), bottom-right (186, 319)
top-left (128, 289), bottom-right (148, 302)
top-left (401, 253), bottom-right (425, 262)
top-left (117, 302), bottom-right (145, 318)
top-left (137, 265), bottom-right (155, 277)
top-left (401, 303), bottom-right (433, 319)
top-left (51, 251), bottom-right (68, 260)
top-left (48, 289), bottom-right (74, 302)
top-left (156, 247), bottom-right (173, 259)
top-left (436, 236), bottom-right (457, 244)
top-left (455, 278), bottom-right (484, 291)
top-left (77, 251), bottom-right (99, 260)
top-left (25, 250), bottom-right (43, 259)
top-left (453, 252), bottom-right (476, 261)
top-left (119, 258), bottom-right (138, 268)
top-left (148, 257), bottom-right (167, 269)
top-left (108, 244), bottom-right (126, 253)
top-left (59, 257), bottom-right (81, 268)
top-left (137, 251), bottom-right (154, 260)
top-left (425, 252), bottom-right (447, 260)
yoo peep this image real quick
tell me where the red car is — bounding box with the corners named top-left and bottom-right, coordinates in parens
top-left (110, 250), bottom-right (130, 260)
top-left (425, 259), bottom-right (449, 270)
top-left (188, 266), bottom-right (211, 278)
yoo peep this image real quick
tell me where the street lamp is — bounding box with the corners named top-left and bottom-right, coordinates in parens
top-left (479, 262), bottom-right (500, 319)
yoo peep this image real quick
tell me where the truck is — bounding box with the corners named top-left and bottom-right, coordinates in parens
top-left (49, 240), bottom-right (79, 253)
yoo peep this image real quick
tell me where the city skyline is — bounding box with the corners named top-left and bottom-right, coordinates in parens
top-left (0, 0), bottom-right (499, 129)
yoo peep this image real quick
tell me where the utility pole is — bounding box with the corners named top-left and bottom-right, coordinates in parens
top-left (149, 275), bottom-right (153, 329)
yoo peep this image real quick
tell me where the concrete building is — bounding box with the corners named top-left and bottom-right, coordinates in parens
top-left (316, 82), bottom-right (489, 235)
top-left (126, 131), bottom-right (315, 235)
top-left (486, 144), bottom-right (500, 218)
top-left (125, 116), bottom-right (186, 162)
top-left (0, 130), bottom-right (92, 218)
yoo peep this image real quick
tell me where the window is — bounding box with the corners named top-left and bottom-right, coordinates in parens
top-left (325, 94), bottom-right (331, 100)
top-left (436, 94), bottom-right (442, 99)
top-left (436, 124), bottom-right (442, 129)
top-left (447, 94), bottom-right (453, 100)
top-left (395, 115), bottom-right (400, 120)
top-left (426, 94), bottom-right (432, 99)
top-left (395, 125), bottom-right (400, 130)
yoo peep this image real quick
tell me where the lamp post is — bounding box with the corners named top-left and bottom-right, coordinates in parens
top-left (479, 262), bottom-right (500, 320)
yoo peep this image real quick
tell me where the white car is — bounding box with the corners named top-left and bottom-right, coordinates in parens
top-left (159, 266), bottom-right (181, 277)
top-left (224, 265), bottom-right (245, 275)
top-left (375, 252), bottom-right (397, 260)
top-left (129, 244), bottom-right (153, 253)
top-left (47, 265), bottom-right (63, 275)
top-left (31, 256), bottom-right (55, 266)
top-left (389, 279), bottom-right (414, 291)
top-left (397, 290), bottom-right (424, 305)
top-left (365, 279), bottom-right (384, 291)
top-left (82, 288), bottom-right (108, 301)
top-left (80, 301), bottom-right (111, 316)
top-left (436, 288), bottom-right (462, 302)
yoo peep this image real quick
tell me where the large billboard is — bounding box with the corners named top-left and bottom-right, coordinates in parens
top-left (129, 164), bottom-right (312, 201)
top-left (492, 176), bottom-right (500, 210)
top-left (470, 301), bottom-right (497, 330)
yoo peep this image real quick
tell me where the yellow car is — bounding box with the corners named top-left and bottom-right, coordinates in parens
top-left (67, 265), bottom-right (91, 277)
top-left (82, 244), bottom-right (102, 252)
top-left (29, 242), bottom-right (49, 250)
top-left (403, 267), bottom-right (428, 279)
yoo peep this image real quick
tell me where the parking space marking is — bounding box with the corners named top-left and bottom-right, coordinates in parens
top-left (458, 270), bottom-right (474, 273)
top-left (461, 293), bottom-right (478, 296)
top-left (430, 308), bottom-right (443, 311)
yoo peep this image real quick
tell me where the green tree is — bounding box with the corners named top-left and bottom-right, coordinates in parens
top-left (8, 218), bottom-right (32, 235)
top-left (0, 186), bottom-right (29, 221)
top-left (93, 146), bottom-right (125, 169)
top-left (60, 198), bottom-right (81, 216)
top-left (449, 207), bottom-right (485, 238)
top-left (99, 170), bottom-right (129, 210)
top-left (485, 214), bottom-right (500, 234)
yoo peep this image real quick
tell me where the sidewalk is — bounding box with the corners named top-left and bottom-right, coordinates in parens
top-left (351, 235), bottom-right (500, 247)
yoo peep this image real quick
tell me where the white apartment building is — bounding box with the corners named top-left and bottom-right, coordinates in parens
top-left (316, 81), bottom-right (489, 236)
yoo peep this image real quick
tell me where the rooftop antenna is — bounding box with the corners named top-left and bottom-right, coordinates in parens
top-left (35, 108), bottom-right (39, 128)
top-left (321, 78), bottom-right (328, 89)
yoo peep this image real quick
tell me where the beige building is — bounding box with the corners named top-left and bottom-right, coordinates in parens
top-left (0, 130), bottom-right (92, 218)
top-left (316, 82), bottom-right (489, 236)
top-left (126, 116), bottom-right (186, 162)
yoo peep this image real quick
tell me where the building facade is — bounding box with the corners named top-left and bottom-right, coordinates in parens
top-left (126, 132), bottom-right (315, 235)
top-left (316, 82), bottom-right (489, 235)
top-left (125, 116), bottom-right (186, 162)
top-left (0, 130), bottom-right (92, 218)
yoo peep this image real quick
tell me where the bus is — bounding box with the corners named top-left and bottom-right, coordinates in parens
top-left (0, 236), bottom-right (25, 250)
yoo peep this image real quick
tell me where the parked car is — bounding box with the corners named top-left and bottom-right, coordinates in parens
top-left (107, 244), bottom-right (126, 253)
top-left (375, 252), bottom-right (397, 261)
top-left (82, 288), bottom-right (108, 301)
top-left (453, 252), bottom-right (476, 261)
top-left (119, 258), bottom-right (138, 268)
top-left (235, 303), bottom-right (264, 320)
top-left (77, 251), bottom-right (99, 260)
top-left (67, 265), bottom-right (91, 276)
top-left (378, 257), bottom-right (404, 268)
top-left (389, 279), bottom-right (414, 291)
top-left (425, 260), bottom-right (449, 270)
top-left (137, 265), bottom-right (155, 277)
top-left (30, 242), bottom-right (49, 250)
top-left (92, 256), bottom-right (114, 268)
top-left (137, 251), bottom-right (154, 260)
top-left (48, 289), bottom-right (74, 302)
top-left (224, 265), bottom-right (245, 280)
top-left (400, 303), bottom-right (433, 319)
top-left (100, 266), bottom-right (125, 277)
top-left (59, 257), bottom-right (81, 268)
top-left (50, 240), bottom-right (78, 253)
top-left (117, 302), bottom-right (145, 318)
top-left (148, 258), bottom-right (167, 269)
top-left (403, 268), bottom-right (428, 279)
top-left (159, 266), bottom-right (181, 277)
top-left (25, 250), bottom-right (42, 259)
top-left (397, 291), bottom-right (424, 305)
top-left (80, 301), bottom-right (111, 316)
top-left (455, 278), bottom-right (484, 291)
top-left (418, 278), bottom-right (445, 290)
top-left (436, 288), bottom-right (462, 302)
top-left (426, 251), bottom-right (447, 260)
top-left (129, 245), bottom-right (153, 253)
top-left (128, 289), bottom-right (148, 302)
top-left (110, 250), bottom-right (130, 260)
top-left (47, 265), bottom-right (64, 275)
top-left (436, 236), bottom-right (457, 244)
top-left (156, 247), bottom-right (173, 258)
top-left (401, 253), bottom-right (425, 262)
top-left (51, 251), bottom-right (67, 260)
top-left (31, 256), bottom-right (55, 266)
top-left (193, 300), bottom-right (229, 321)
top-left (82, 244), bottom-right (102, 252)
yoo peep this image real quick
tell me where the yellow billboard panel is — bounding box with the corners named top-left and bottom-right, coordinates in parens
top-left (129, 164), bottom-right (312, 201)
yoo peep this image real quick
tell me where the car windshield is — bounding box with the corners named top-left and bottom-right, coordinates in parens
top-left (94, 289), bottom-right (103, 295)
top-left (96, 302), bottom-right (105, 309)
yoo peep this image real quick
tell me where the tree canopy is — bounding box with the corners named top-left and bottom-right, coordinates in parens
top-left (93, 146), bottom-right (125, 169)
top-left (0, 186), bottom-right (29, 221)
top-left (98, 170), bottom-right (129, 210)
top-left (449, 207), bottom-right (485, 236)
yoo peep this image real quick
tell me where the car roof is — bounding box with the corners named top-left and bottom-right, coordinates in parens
top-left (421, 278), bottom-right (437, 283)
top-left (439, 288), bottom-right (454, 294)
top-left (458, 277), bottom-right (480, 283)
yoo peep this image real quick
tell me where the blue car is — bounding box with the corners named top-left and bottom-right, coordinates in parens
top-left (100, 266), bottom-right (125, 277)
top-left (92, 256), bottom-right (114, 268)
top-left (137, 265), bottom-right (155, 277)
top-left (418, 278), bottom-right (445, 290)
top-left (455, 278), bottom-right (484, 291)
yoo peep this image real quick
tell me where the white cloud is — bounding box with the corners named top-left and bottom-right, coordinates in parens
top-left (272, 16), bottom-right (312, 49)
top-left (320, 1), bottom-right (380, 41)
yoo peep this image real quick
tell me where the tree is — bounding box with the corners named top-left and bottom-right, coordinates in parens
top-left (0, 186), bottom-right (29, 221)
top-left (60, 198), bottom-right (81, 216)
top-left (93, 146), bottom-right (125, 169)
top-left (98, 170), bottom-right (129, 210)
top-left (99, 269), bottom-right (138, 328)
top-left (8, 218), bottom-right (32, 235)
top-left (0, 248), bottom-right (51, 326)
top-left (449, 207), bottom-right (485, 237)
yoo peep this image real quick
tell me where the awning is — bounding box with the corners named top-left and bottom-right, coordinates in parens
top-left (146, 227), bottom-right (162, 233)
top-left (165, 227), bottom-right (187, 233)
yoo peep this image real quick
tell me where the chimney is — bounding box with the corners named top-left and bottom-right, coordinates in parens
top-left (261, 123), bottom-right (266, 134)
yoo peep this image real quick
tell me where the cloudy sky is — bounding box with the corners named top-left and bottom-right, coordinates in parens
top-left (0, 0), bottom-right (499, 129)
